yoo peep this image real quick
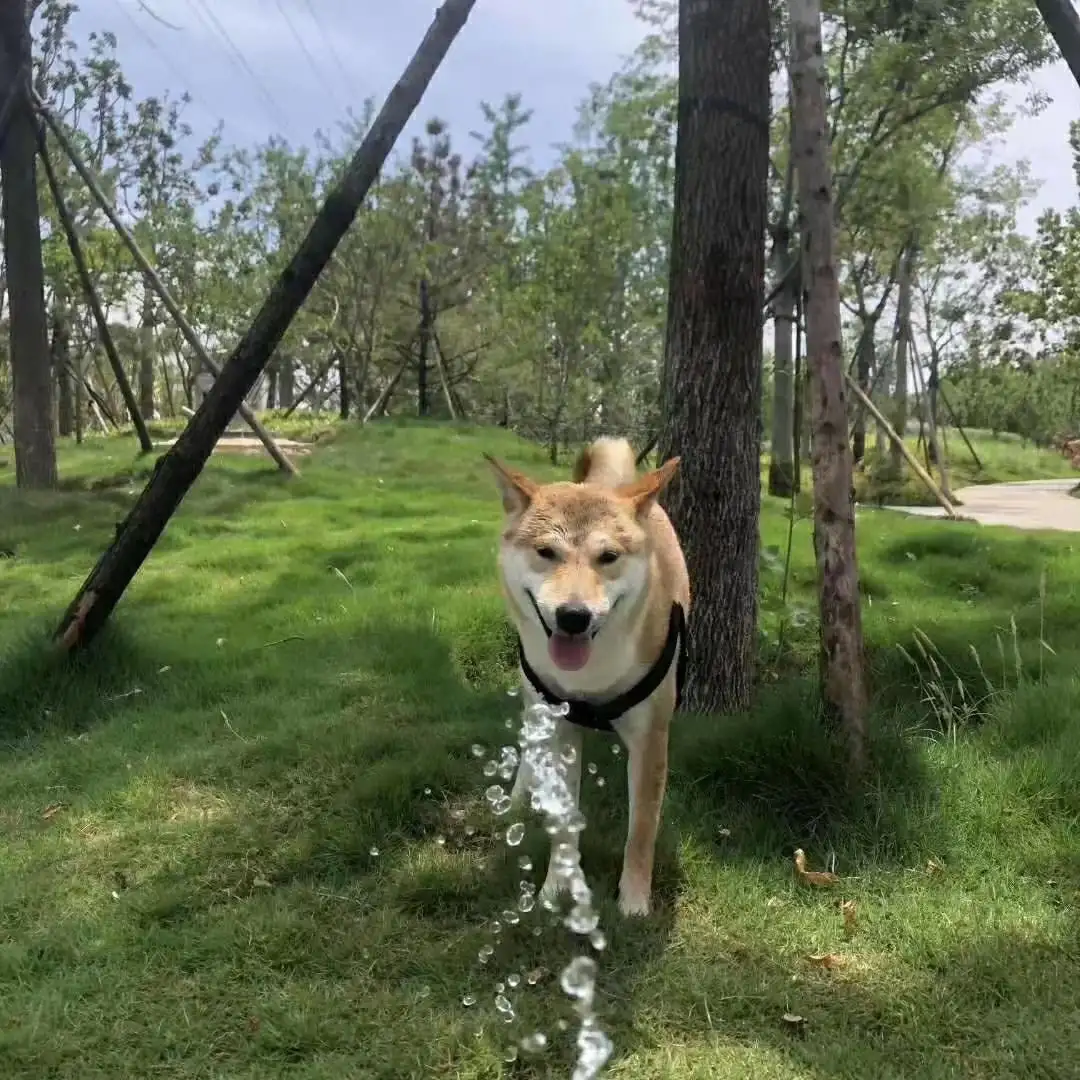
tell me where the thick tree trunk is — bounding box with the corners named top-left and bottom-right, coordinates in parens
top-left (53, 305), bottom-right (73, 437)
top-left (889, 242), bottom-right (914, 475)
top-left (1, 3), bottom-right (56, 487)
top-left (790, 0), bottom-right (867, 773)
top-left (659, 0), bottom-right (769, 713)
top-left (851, 318), bottom-right (875, 464)
top-left (768, 229), bottom-right (797, 497)
top-left (54, 0), bottom-right (478, 652)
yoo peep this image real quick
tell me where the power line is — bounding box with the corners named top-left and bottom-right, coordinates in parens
top-left (272, 0), bottom-right (341, 112)
top-left (186, 0), bottom-right (287, 131)
top-left (299, 0), bottom-right (363, 107)
top-left (107, 0), bottom-right (200, 111)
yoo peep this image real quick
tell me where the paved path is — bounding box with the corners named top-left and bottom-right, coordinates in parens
top-left (883, 478), bottom-right (1080, 532)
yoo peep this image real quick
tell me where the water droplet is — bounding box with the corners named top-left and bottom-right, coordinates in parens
top-left (502, 909), bottom-right (521, 926)
top-left (611, 744), bottom-right (621, 757)
top-left (417, 985), bottom-right (431, 998)
top-left (596, 777), bottom-right (606, 788)
top-left (518, 855), bottom-right (533, 871)
top-left (532, 926), bottom-right (543, 937)
top-left (471, 743), bottom-right (485, 758)
top-left (462, 994), bottom-right (476, 1007)
top-left (560, 956), bottom-right (598, 1002)
top-left (560, 744), bottom-right (578, 766)
top-left (368, 846), bottom-right (380, 857)
top-left (495, 981), bottom-right (505, 994)
top-left (424, 786), bottom-right (433, 795)
top-left (495, 994), bottom-right (513, 1015)
top-left (478, 944), bottom-right (494, 964)
top-left (507, 973), bottom-right (521, 988)
top-left (506, 822), bottom-right (525, 846)
top-left (503, 1045), bottom-right (519, 1063)
top-left (491, 919), bottom-right (502, 935)
top-left (451, 808), bottom-right (465, 820)
top-left (589, 929), bottom-right (607, 951)
top-left (435, 835), bottom-right (446, 847)
top-left (518, 892), bottom-right (535, 913)
top-left (566, 904), bottom-right (600, 934)
top-left (464, 824), bottom-right (476, 836)
top-left (521, 1032), bottom-right (548, 1053)
top-left (507, 686), bottom-right (520, 697)
top-left (587, 762), bottom-right (598, 775)
top-left (483, 760), bottom-right (498, 777)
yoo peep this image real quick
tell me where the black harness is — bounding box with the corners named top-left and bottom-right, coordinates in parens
top-left (516, 602), bottom-right (687, 733)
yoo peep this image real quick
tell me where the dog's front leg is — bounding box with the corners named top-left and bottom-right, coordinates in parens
top-left (615, 698), bottom-right (671, 917)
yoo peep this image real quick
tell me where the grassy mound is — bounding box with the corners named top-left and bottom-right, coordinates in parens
top-left (0, 420), bottom-right (1078, 1078)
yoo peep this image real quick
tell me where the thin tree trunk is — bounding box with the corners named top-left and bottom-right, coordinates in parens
top-left (658, 0), bottom-right (769, 713)
top-left (338, 348), bottom-right (350, 418)
top-left (1, 10), bottom-right (55, 487)
top-left (54, 304), bottom-right (74, 437)
top-left (138, 289), bottom-right (155, 420)
top-left (851, 318), bottom-right (875, 464)
top-left (54, 0), bottom-right (478, 652)
top-left (768, 229), bottom-right (797, 496)
top-left (889, 241), bottom-right (914, 475)
top-left (277, 353), bottom-right (295, 409)
top-left (790, 0), bottom-right (867, 773)
top-left (417, 278), bottom-right (432, 416)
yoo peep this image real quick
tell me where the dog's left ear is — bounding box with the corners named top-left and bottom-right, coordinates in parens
top-left (617, 457), bottom-right (680, 515)
top-left (483, 453), bottom-right (538, 516)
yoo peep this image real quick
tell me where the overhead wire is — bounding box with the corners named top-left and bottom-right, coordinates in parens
top-left (272, 0), bottom-right (342, 113)
top-left (299, 0), bottom-right (362, 107)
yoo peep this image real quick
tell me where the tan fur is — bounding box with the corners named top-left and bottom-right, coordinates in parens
top-left (484, 438), bottom-right (690, 916)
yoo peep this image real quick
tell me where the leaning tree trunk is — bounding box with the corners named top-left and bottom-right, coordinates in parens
top-left (1, 3), bottom-right (56, 488)
top-left (790, 0), bottom-right (867, 774)
top-left (851, 318), bottom-right (875, 464)
top-left (659, 0), bottom-right (770, 713)
top-left (768, 228), bottom-right (797, 497)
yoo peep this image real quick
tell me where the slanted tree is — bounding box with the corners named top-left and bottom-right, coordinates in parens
top-left (658, 0), bottom-right (770, 712)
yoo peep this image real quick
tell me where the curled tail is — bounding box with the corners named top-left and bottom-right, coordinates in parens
top-left (572, 436), bottom-right (637, 488)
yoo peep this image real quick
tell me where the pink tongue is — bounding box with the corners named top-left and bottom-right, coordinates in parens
top-left (549, 634), bottom-right (591, 671)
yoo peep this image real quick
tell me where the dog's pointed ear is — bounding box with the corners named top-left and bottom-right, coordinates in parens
top-left (483, 453), bottom-right (538, 516)
top-left (616, 457), bottom-right (680, 515)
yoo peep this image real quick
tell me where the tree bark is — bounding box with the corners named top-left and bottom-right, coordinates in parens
top-left (658, 0), bottom-right (770, 713)
top-left (417, 277), bottom-right (432, 417)
top-left (53, 0), bottom-right (478, 652)
top-left (790, 0), bottom-right (868, 773)
top-left (768, 227), bottom-right (797, 496)
top-left (137, 289), bottom-right (155, 420)
top-left (1, 3), bottom-right (56, 487)
top-left (338, 349), bottom-right (350, 418)
top-left (277, 353), bottom-right (295, 409)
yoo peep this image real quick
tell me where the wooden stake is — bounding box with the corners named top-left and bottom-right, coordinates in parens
top-left (37, 129), bottom-right (154, 453)
top-left (843, 371), bottom-right (958, 517)
top-left (53, 0), bottom-right (478, 652)
top-left (33, 92), bottom-right (297, 476)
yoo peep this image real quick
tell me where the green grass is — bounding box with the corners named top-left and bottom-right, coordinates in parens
top-left (852, 427), bottom-right (1077, 506)
top-left (2, 420), bottom-right (1080, 1078)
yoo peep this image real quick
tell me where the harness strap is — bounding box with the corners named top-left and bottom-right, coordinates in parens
top-left (517, 602), bottom-right (687, 733)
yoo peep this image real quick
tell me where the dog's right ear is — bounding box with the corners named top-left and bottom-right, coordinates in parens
top-left (483, 454), bottom-right (538, 516)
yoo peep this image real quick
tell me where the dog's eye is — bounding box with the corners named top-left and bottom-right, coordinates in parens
top-left (536, 546), bottom-right (557, 560)
top-left (597, 550), bottom-right (620, 565)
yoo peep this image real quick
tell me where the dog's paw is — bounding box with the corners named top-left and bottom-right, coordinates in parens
top-left (617, 880), bottom-right (651, 918)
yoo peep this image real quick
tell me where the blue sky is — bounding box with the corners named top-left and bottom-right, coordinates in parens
top-left (65, 0), bottom-right (1080, 234)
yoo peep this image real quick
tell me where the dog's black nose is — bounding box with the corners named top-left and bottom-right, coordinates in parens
top-left (555, 603), bottom-right (592, 636)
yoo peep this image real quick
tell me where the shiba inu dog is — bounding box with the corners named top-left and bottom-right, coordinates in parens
top-left (485, 436), bottom-right (690, 916)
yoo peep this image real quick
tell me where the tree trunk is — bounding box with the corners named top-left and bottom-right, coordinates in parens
top-left (926, 351), bottom-right (952, 499)
top-left (851, 318), bottom-right (875, 464)
top-left (790, 0), bottom-right (867, 774)
top-left (277, 353), bottom-right (295, 409)
top-left (417, 277), bottom-right (432, 417)
top-left (889, 242), bottom-right (914, 475)
top-left (1, 3), bottom-right (56, 487)
top-left (54, 0), bottom-right (479, 653)
top-left (658, 0), bottom-right (769, 713)
top-left (53, 305), bottom-right (73, 437)
top-left (768, 228), bottom-right (797, 496)
top-left (138, 289), bottom-right (155, 420)
top-left (265, 364), bottom-right (278, 409)
top-left (339, 348), bottom-right (350, 418)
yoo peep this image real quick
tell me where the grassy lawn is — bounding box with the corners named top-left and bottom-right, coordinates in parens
top-left (1, 421), bottom-right (1079, 1079)
top-left (851, 426), bottom-right (1077, 506)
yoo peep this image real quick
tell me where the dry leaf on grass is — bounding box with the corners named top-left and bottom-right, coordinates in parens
top-left (793, 848), bottom-right (840, 887)
top-left (926, 857), bottom-right (946, 875)
top-left (781, 1013), bottom-right (808, 1037)
top-left (840, 898), bottom-right (858, 936)
top-left (41, 802), bottom-right (67, 821)
top-left (806, 952), bottom-right (846, 970)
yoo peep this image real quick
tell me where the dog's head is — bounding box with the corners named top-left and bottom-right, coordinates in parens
top-left (483, 454), bottom-right (679, 672)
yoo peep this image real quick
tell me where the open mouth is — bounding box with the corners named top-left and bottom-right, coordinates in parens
top-left (524, 590), bottom-right (603, 672)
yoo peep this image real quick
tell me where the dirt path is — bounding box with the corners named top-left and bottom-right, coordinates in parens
top-left (156, 434), bottom-right (312, 456)
top-left (883, 478), bottom-right (1080, 532)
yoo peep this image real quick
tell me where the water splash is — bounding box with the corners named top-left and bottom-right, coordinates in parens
top-left (511, 700), bottom-right (614, 1079)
